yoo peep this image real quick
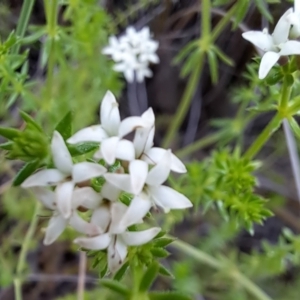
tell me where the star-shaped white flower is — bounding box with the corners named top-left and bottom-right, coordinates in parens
top-left (74, 201), bottom-right (160, 273)
top-left (104, 151), bottom-right (192, 212)
top-left (242, 8), bottom-right (300, 79)
top-left (102, 26), bottom-right (159, 82)
top-left (22, 131), bottom-right (107, 218)
top-left (32, 187), bottom-right (103, 245)
top-left (68, 91), bottom-right (154, 165)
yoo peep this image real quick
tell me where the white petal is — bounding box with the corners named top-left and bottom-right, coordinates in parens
top-left (110, 202), bottom-right (128, 233)
top-left (74, 233), bottom-right (111, 250)
top-left (129, 160), bottom-right (148, 194)
top-left (119, 194), bottom-right (152, 229)
top-left (146, 150), bottom-right (171, 186)
top-left (91, 205), bottom-right (111, 231)
top-left (124, 69), bottom-right (135, 82)
top-left (115, 140), bottom-right (135, 161)
top-left (242, 31), bottom-right (274, 52)
top-left (72, 162), bottom-right (107, 183)
top-left (101, 181), bottom-right (121, 201)
top-left (258, 51), bottom-right (280, 79)
top-left (30, 187), bottom-right (56, 210)
top-left (101, 91), bottom-right (121, 136)
top-left (133, 127), bottom-right (154, 158)
top-left (272, 8), bottom-right (293, 45)
top-left (121, 227), bottom-right (161, 246)
top-left (142, 147), bottom-right (186, 173)
top-left (72, 187), bottom-right (103, 209)
top-left (104, 173), bottom-right (132, 193)
top-left (69, 212), bottom-right (103, 235)
top-left (51, 131), bottom-right (73, 174)
top-left (100, 136), bottom-right (119, 165)
top-left (142, 107), bottom-right (155, 125)
top-left (21, 169), bottom-right (66, 187)
top-left (147, 185), bottom-right (193, 212)
top-left (55, 181), bottom-right (75, 218)
top-left (44, 214), bottom-right (68, 245)
top-left (279, 40), bottom-right (300, 55)
top-left (67, 125), bottom-right (108, 144)
top-left (118, 116), bottom-right (148, 137)
top-left (107, 236), bottom-right (128, 274)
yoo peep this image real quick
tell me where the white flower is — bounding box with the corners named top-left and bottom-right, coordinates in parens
top-left (68, 91), bottom-right (153, 165)
top-left (104, 151), bottom-right (192, 212)
top-left (22, 131), bottom-right (107, 218)
top-left (74, 202), bottom-right (160, 273)
top-left (288, 0), bottom-right (300, 38)
top-left (32, 187), bottom-right (103, 245)
top-left (242, 8), bottom-right (300, 79)
top-left (103, 26), bottom-right (159, 82)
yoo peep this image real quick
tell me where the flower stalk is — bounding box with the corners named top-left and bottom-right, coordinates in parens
top-left (14, 201), bottom-right (41, 300)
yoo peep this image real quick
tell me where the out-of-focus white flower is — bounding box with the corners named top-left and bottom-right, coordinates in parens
top-left (68, 92), bottom-right (153, 165)
top-left (32, 187), bottom-right (103, 245)
top-left (102, 26), bottom-right (159, 82)
top-left (242, 8), bottom-right (300, 79)
top-left (22, 131), bottom-right (107, 218)
top-left (105, 151), bottom-right (192, 212)
top-left (74, 202), bottom-right (160, 273)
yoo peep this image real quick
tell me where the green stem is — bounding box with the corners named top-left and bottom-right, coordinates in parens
top-left (162, 53), bottom-right (204, 148)
top-left (44, 0), bottom-right (59, 98)
top-left (12, 0), bottom-right (36, 54)
top-left (201, 0), bottom-right (211, 37)
top-left (279, 78), bottom-right (292, 111)
top-left (14, 202), bottom-right (41, 300)
top-left (172, 239), bottom-right (272, 300)
top-left (175, 131), bottom-right (223, 158)
top-left (211, 2), bottom-right (239, 41)
top-left (243, 113), bottom-right (282, 160)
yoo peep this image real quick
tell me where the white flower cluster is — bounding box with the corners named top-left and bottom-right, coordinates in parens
top-left (22, 91), bottom-right (192, 273)
top-left (102, 27), bottom-right (159, 82)
top-left (242, 0), bottom-right (300, 79)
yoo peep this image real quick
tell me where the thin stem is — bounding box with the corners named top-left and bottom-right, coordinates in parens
top-left (77, 252), bottom-right (87, 300)
top-left (283, 119), bottom-right (300, 203)
top-left (243, 113), bottom-right (282, 160)
top-left (12, 0), bottom-right (36, 54)
top-left (211, 2), bottom-right (239, 42)
top-left (14, 202), bottom-right (41, 300)
top-left (201, 0), bottom-right (211, 37)
top-left (172, 239), bottom-right (272, 300)
top-left (162, 53), bottom-right (204, 148)
top-left (175, 130), bottom-right (223, 158)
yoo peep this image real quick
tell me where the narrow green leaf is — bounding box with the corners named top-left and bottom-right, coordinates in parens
top-left (68, 142), bottom-right (99, 156)
top-left (288, 117), bottom-right (300, 139)
top-left (213, 46), bottom-right (234, 66)
top-left (13, 160), bottom-right (40, 186)
top-left (173, 41), bottom-right (198, 65)
top-left (149, 291), bottom-right (192, 300)
top-left (0, 127), bottom-right (21, 140)
top-left (19, 111), bottom-right (43, 132)
top-left (233, 0), bottom-right (249, 28)
top-left (254, 0), bottom-right (273, 22)
top-left (100, 279), bottom-right (129, 296)
top-left (150, 248), bottom-right (170, 258)
top-left (113, 261), bottom-right (129, 281)
top-left (207, 50), bottom-right (218, 84)
top-left (139, 262), bottom-right (159, 292)
top-left (55, 111), bottom-right (73, 140)
top-left (0, 141), bottom-right (13, 150)
top-left (153, 238), bottom-right (175, 248)
top-left (158, 264), bottom-right (174, 278)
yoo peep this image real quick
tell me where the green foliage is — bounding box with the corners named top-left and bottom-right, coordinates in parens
top-left (175, 148), bottom-right (273, 232)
